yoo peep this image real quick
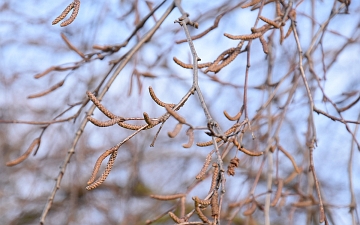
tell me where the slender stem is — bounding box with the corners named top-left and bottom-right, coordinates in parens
top-left (291, 20), bottom-right (317, 142)
top-left (348, 115), bottom-right (360, 225)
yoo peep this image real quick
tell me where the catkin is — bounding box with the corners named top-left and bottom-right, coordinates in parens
top-left (241, 0), bottom-right (261, 8)
top-left (192, 196), bottom-right (211, 207)
top-left (259, 35), bottom-right (269, 54)
top-left (223, 110), bottom-right (242, 121)
top-left (211, 191), bottom-right (219, 218)
top-left (209, 163), bottom-right (219, 194)
top-left (243, 202), bottom-right (257, 216)
top-left (150, 193), bottom-right (186, 200)
top-left (168, 123), bottom-right (183, 138)
top-left (259, 16), bottom-right (280, 28)
top-left (6, 138), bottom-right (41, 167)
top-left (196, 151), bottom-right (213, 179)
top-left (60, 0), bottom-right (80, 27)
top-left (224, 32), bottom-right (262, 40)
top-left (270, 179), bottom-right (283, 206)
top-left (182, 129), bottom-right (194, 148)
top-left (86, 150), bottom-right (118, 190)
top-left (52, 2), bottom-right (74, 25)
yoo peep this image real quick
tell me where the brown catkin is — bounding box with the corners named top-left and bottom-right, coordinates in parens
top-left (196, 151), bottom-right (213, 179)
top-left (206, 47), bottom-right (241, 73)
top-left (259, 16), bottom-right (280, 28)
top-left (87, 91), bottom-right (116, 119)
top-left (168, 123), bottom-right (183, 138)
top-left (211, 191), bottom-right (219, 218)
top-left (195, 202), bottom-right (211, 224)
top-left (192, 196), bottom-right (211, 207)
top-left (209, 163), bottom-right (219, 194)
top-left (276, 0), bottom-right (284, 16)
top-left (86, 150), bottom-right (118, 190)
top-left (270, 179), bottom-right (283, 206)
top-left (251, 24), bottom-right (271, 33)
top-left (27, 80), bottom-right (65, 99)
top-left (292, 200), bottom-right (314, 207)
top-left (173, 57), bottom-right (193, 69)
top-left (197, 124), bottom-right (239, 147)
top-left (87, 116), bottom-right (124, 127)
top-left (239, 147), bottom-right (264, 156)
top-left (6, 138), bottom-right (41, 167)
top-left (87, 147), bottom-right (116, 185)
top-left (165, 105), bottom-right (186, 124)
top-left (60, 0), bottom-right (80, 27)
top-left (259, 35), bottom-right (269, 54)
top-left (223, 110), bottom-right (242, 121)
top-left (224, 32), bottom-right (262, 40)
top-left (182, 128), bottom-right (194, 148)
top-left (143, 112), bottom-right (155, 126)
top-left (284, 26), bottom-right (293, 39)
top-left (278, 145), bottom-right (300, 173)
top-left (168, 212), bottom-right (182, 223)
top-left (233, 139), bottom-right (263, 156)
top-left (280, 26), bottom-right (284, 44)
top-left (149, 86), bottom-right (175, 108)
top-left (52, 2), bottom-right (74, 25)
top-left (243, 201), bottom-right (257, 216)
top-left (241, 0), bottom-right (261, 8)
top-left (150, 193), bottom-right (186, 200)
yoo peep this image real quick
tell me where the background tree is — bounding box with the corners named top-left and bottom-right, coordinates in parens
top-left (1, 0), bottom-right (359, 224)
